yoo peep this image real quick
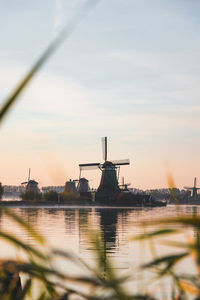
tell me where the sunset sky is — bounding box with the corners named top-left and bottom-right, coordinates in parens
top-left (0, 0), bottom-right (200, 189)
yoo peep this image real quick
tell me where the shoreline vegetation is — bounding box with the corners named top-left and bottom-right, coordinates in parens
top-left (0, 182), bottom-right (3, 200)
top-left (20, 190), bottom-right (80, 202)
top-left (1, 187), bottom-right (199, 206)
top-left (1, 189), bottom-right (168, 207)
top-left (2, 185), bottom-right (197, 202)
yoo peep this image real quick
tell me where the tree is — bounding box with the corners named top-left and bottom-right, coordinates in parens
top-left (43, 190), bottom-right (58, 202)
top-left (20, 191), bottom-right (42, 201)
top-left (0, 182), bottom-right (3, 200)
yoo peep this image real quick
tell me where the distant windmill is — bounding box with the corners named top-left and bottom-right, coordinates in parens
top-left (79, 137), bottom-right (130, 201)
top-left (184, 177), bottom-right (200, 200)
top-left (21, 168), bottom-right (39, 193)
top-left (66, 178), bottom-right (90, 194)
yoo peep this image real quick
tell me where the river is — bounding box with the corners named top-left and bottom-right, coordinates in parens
top-left (0, 204), bottom-right (198, 298)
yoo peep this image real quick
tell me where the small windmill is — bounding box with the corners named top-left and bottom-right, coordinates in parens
top-left (69, 178), bottom-right (90, 193)
top-left (184, 177), bottom-right (200, 200)
top-left (21, 168), bottom-right (39, 193)
top-left (119, 177), bottom-right (131, 191)
top-left (79, 137), bottom-right (130, 201)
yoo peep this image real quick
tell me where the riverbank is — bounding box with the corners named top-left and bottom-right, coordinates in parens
top-left (0, 198), bottom-right (167, 208)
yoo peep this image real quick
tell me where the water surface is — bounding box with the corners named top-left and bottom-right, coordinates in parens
top-left (0, 205), bottom-right (198, 297)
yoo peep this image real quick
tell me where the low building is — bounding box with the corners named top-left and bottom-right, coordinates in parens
top-left (42, 186), bottom-right (64, 193)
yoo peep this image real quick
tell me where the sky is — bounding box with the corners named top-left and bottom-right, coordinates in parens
top-left (0, 0), bottom-right (200, 189)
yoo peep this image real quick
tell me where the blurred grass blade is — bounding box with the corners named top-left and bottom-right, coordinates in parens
top-left (151, 216), bottom-right (200, 227)
top-left (52, 249), bottom-right (78, 262)
top-left (3, 208), bottom-right (45, 244)
top-left (0, 0), bottom-right (100, 125)
top-left (53, 248), bottom-right (104, 281)
top-left (179, 280), bottom-right (199, 296)
top-left (142, 252), bottom-right (188, 269)
top-left (0, 231), bottom-right (46, 259)
top-left (58, 293), bottom-right (70, 300)
top-left (17, 278), bottom-right (32, 300)
top-left (159, 240), bottom-right (193, 250)
top-left (131, 229), bottom-right (179, 241)
top-left (37, 293), bottom-right (46, 300)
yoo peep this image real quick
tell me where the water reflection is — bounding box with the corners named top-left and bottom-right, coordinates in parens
top-left (2, 205), bottom-right (200, 275)
top-left (94, 208), bottom-right (132, 274)
top-left (18, 208), bottom-right (39, 224)
top-left (95, 209), bottom-right (130, 251)
top-left (45, 208), bottom-right (60, 216)
top-left (64, 209), bottom-right (76, 233)
top-left (97, 209), bottom-right (118, 251)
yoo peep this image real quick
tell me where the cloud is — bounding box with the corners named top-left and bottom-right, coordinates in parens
top-left (1, 58), bottom-right (200, 140)
top-left (1, 53), bottom-right (200, 188)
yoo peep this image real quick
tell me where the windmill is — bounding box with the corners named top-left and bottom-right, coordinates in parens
top-left (65, 178), bottom-right (90, 194)
top-left (21, 168), bottom-right (39, 193)
top-left (79, 137), bottom-right (130, 201)
top-left (119, 177), bottom-right (131, 191)
top-left (76, 178), bottom-right (90, 193)
top-left (184, 177), bottom-right (200, 200)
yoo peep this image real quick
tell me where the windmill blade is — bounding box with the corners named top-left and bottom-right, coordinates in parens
top-left (21, 182), bottom-right (28, 185)
top-left (28, 168), bottom-right (31, 182)
top-left (194, 177), bottom-right (197, 188)
top-left (79, 163), bottom-right (100, 170)
top-left (184, 186), bottom-right (193, 189)
top-left (101, 137), bottom-right (107, 161)
top-left (80, 165), bottom-right (100, 170)
top-left (119, 183), bottom-right (131, 187)
top-left (111, 159), bottom-right (130, 166)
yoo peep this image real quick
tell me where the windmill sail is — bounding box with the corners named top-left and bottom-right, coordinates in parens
top-left (79, 163), bottom-right (100, 170)
top-left (111, 159), bottom-right (130, 166)
top-left (194, 177), bottom-right (197, 188)
top-left (102, 137), bottom-right (107, 161)
top-left (28, 168), bottom-right (31, 182)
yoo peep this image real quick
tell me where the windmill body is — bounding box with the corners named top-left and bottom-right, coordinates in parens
top-left (26, 180), bottom-right (39, 193)
top-left (64, 178), bottom-right (92, 200)
top-left (64, 179), bottom-right (77, 193)
top-left (96, 161), bottom-right (121, 201)
top-left (78, 178), bottom-right (90, 193)
top-left (79, 137), bottom-right (130, 202)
